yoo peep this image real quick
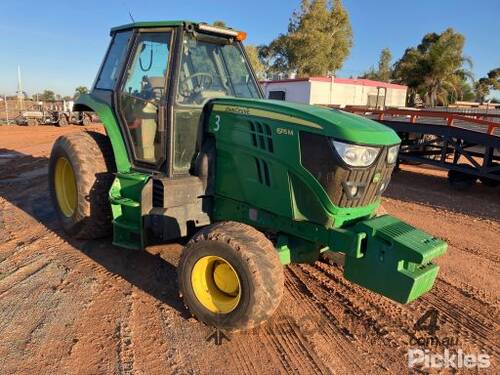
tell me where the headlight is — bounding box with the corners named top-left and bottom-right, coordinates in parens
top-left (387, 145), bottom-right (400, 164)
top-left (332, 140), bottom-right (380, 167)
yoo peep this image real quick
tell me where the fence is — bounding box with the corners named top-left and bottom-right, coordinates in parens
top-left (0, 99), bottom-right (68, 122)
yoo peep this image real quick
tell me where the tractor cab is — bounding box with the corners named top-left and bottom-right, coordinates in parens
top-left (88, 21), bottom-right (261, 173)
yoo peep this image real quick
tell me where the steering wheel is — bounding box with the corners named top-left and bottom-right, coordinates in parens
top-left (179, 72), bottom-right (213, 98)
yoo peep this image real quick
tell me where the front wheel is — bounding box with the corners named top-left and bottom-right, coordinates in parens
top-left (178, 222), bottom-right (284, 331)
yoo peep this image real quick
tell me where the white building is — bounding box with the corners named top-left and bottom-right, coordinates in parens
top-left (261, 76), bottom-right (408, 108)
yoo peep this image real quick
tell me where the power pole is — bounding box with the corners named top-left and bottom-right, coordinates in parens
top-left (17, 65), bottom-right (24, 111)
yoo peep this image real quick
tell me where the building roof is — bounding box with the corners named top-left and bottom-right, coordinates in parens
top-left (261, 76), bottom-right (407, 90)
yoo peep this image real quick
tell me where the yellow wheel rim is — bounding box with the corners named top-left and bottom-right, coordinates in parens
top-left (54, 157), bottom-right (77, 217)
top-left (191, 256), bottom-right (241, 314)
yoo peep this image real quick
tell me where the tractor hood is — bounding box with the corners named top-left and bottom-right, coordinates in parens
top-left (210, 97), bottom-right (400, 146)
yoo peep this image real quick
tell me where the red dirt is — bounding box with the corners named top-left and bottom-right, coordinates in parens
top-left (0, 124), bottom-right (498, 374)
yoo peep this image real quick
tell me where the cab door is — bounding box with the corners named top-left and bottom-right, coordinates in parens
top-left (117, 30), bottom-right (174, 168)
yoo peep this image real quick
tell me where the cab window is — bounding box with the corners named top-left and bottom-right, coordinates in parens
top-left (119, 31), bottom-right (172, 164)
top-left (176, 34), bottom-right (260, 106)
top-left (172, 33), bottom-right (261, 174)
top-left (95, 31), bottom-right (132, 90)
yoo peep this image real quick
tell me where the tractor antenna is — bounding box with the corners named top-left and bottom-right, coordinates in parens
top-left (128, 10), bottom-right (136, 23)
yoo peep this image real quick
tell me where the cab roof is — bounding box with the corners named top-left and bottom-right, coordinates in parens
top-left (111, 20), bottom-right (197, 34)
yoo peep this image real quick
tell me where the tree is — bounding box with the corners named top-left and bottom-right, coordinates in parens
top-left (39, 90), bottom-right (56, 101)
top-left (377, 48), bottom-right (392, 82)
top-left (245, 45), bottom-right (265, 78)
top-left (487, 68), bottom-right (499, 89)
top-left (262, 0), bottom-right (352, 76)
top-left (361, 48), bottom-right (392, 82)
top-left (456, 77), bottom-right (475, 102)
top-left (259, 35), bottom-right (293, 74)
top-left (474, 78), bottom-right (490, 102)
top-left (473, 68), bottom-right (499, 102)
top-left (74, 86), bottom-right (89, 98)
top-left (393, 28), bottom-right (472, 106)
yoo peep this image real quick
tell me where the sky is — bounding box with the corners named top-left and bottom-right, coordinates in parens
top-left (0, 0), bottom-right (498, 97)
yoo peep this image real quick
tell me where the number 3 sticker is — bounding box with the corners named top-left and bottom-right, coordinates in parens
top-left (214, 115), bottom-right (221, 132)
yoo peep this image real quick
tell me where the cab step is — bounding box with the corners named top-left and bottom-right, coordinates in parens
top-left (109, 194), bottom-right (140, 207)
top-left (109, 172), bottom-right (150, 250)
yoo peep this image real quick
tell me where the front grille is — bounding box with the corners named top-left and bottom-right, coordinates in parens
top-left (300, 132), bottom-right (396, 208)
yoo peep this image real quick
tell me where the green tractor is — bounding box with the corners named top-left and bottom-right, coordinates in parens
top-left (49, 21), bottom-right (446, 330)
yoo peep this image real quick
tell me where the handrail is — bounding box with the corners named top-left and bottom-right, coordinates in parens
top-left (342, 107), bottom-right (500, 136)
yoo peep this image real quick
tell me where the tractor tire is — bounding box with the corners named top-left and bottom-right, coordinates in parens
top-left (448, 164), bottom-right (477, 190)
top-left (178, 221), bottom-right (284, 331)
top-left (58, 115), bottom-right (69, 127)
top-left (48, 131), bottom-right (115, 239)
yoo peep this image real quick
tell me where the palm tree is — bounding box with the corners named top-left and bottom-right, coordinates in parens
top-left (393, 28), bottom-right (473, 106)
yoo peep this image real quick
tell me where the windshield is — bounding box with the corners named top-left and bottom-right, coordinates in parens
top-left (177, 33), bottom-right (261, 105)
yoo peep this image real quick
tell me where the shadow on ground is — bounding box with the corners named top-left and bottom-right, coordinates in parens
top-left (0, 148), bottom-right (189, 317)
top-left (386, 166), bottom-right (500, 222)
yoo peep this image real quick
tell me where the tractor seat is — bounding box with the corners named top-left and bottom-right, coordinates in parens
top-left (146, 76), bottom-right (166, 99)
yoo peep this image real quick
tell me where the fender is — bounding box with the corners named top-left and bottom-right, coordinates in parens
top-left (74, 94), bottom-right (131, 172)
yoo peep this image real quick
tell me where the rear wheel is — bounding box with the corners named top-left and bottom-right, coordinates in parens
top-left (178, 221), bottom-right (284, 331)
top-left (49, 131), bottom-right (115, 238)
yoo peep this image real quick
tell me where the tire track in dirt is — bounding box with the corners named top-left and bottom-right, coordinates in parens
top-left (420, 283), bottom-right (499, 355)
top-left (300, 262), bottom-right (416, 341)
top-left (227, 333), bottom-right (264, 375)
top-left (115, 290), bottom-right (135, 375)
top-left (286, 265), bottom-right (405, 374)
top-left (0, 257), bottom-right (50, 297)
top-left (0, 261), bottom-right (71, 374)
top-left (224, 266), bottom-right (358, 375)
top-left (263, 315), bottom-right (331, 375)
top-left (447, 239), bottom-right (499, 264)
top-left (305, 260), bottom-right (499, 358)
top-left (436, 276), bottom-right (498, 310)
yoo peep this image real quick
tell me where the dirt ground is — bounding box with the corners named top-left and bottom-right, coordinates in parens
top-left (0, 124), bottom-right (498, 375)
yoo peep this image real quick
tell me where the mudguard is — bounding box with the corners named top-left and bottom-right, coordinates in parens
top-left (74, 94), bottom-right (131, 172)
